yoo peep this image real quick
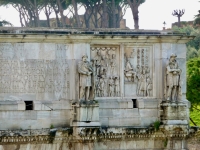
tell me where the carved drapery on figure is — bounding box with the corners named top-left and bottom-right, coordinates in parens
top-left (78, 54), bottom-right (94, 101)
top-left (165, 53), bottom-right (182, 101)
top-left (91, 46), bottom-right (120, 97)
top-left (124, 47), bottom-right (153, 97)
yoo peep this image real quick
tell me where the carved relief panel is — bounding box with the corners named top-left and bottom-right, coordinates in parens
top-left (124, 46), bottom-right (153, 97)
top-left (90, 46), bottom-right (120, 97)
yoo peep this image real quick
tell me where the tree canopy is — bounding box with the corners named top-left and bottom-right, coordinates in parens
top-left (0, 0), bottom-right (146, 29)
top-left (187, 57), bottom-right (200, 106)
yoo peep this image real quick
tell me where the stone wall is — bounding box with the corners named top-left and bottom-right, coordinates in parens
top-left (0, 28), bottom-right (194, 150)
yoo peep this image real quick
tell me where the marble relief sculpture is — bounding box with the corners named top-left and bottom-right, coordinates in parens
top-left (114, 76), bottom-right (120, 96)
top-left (108, 76), bottom-right (114, 97)
top-left (78, 54), bottom-right (94, 101)
top-left (124, 48), bottom-right (153, 97)
top-left (124, 59), bottom-right (136, 82)
top-left (137, 66), bottom-right (147, 96)
top-left (110, 54), bottom-right (116, 75)
top-left (90, 46), bottom-right (120, 97)
top-left (165, 54), bottom-right (182, 101)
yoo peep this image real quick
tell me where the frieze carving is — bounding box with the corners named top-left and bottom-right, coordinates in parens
top-left (124, 47), bottom-right (153, 97)
top-left (91, 46), bottom-right (120, 97)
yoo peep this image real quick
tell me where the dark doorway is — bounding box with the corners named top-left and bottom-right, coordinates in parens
top-left (24, 101), bottom-right (33, 110)
top-left (132, 99), bottom-right (137, 108)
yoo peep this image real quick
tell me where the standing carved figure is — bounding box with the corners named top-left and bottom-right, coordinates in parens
top-left (146, 75), bottom-right (152, 97)
top-left (106, 50), bottom-right (112, 67)
top-left (78, 54), bottom-right (93, 101)
top-left (114, 76), bottom-right (120, 96)
top-left (110, 54), bottom-right (116, 75)
top-left (137, 66), bottom-right (147, 96)
top-left (94, 51), bottom-right (102, 76)
top-left (99, 78), bottom-right (105, 97)
top-left (96, 78), bottom-right (101, 97)
top-left (166, 54), bottom-right (182, 101)
top-left (108, 76), bottom-right (114, 97)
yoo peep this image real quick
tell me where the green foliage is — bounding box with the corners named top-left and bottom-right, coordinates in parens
top-left (163, 138), bottom-right (168, 147)
top-left (186, 57), bottom-right (200, 106)
top-left (153, 120), bottom-right (160, 131)
top-left (172, 25), bottom-right (200, 63)
top-left (50, 124), bottom-right (54, 129)
top-left (187, 46), bottom-right (199, 60)
top-left (194, 17), bottom-right (200, 26)
top-left (190, 105), bottom-right (200, 126)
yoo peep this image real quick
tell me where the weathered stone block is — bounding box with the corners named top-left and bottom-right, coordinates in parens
top-left (108, 118), bottom-right (120, 126)
top-left (0, 101), bottom-right (17, 110)
top-left (119, 117), bottom-right (140, 126)
top-left (139, 109), bottom-right (158, 117)
top-left (140, 117), bottom-right (158, 126)
top-left (17, 101), bottom-right (25, 110)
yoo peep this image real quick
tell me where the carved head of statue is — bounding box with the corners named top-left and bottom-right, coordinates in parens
top-left (82, 54), bottom-right (88, 62)
top-left (169, 53), bottom-right (177, 62)
top-left (97, 50), bottom-right (101, 56)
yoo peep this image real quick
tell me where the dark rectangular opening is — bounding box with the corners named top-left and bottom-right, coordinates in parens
top-left (132, 99), bottom-right (137, 108)
top-left (24, 101), bottom-right (33, 110)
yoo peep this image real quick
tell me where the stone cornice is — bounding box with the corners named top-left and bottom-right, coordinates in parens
top-left (0, 27), bottom-right (194, 44)
top-left (0, 34), bottom-right (194, 44)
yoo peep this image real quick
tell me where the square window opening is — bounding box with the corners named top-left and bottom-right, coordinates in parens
top-left (24, 101), bottom-right (33, 110)
top-left (132, 99), bottom-right (137, 108)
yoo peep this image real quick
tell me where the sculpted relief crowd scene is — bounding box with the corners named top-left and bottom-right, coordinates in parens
top-left (91, 47), bottom-right (120, 98)
top-left (78, 46), bottom-right (182, 101)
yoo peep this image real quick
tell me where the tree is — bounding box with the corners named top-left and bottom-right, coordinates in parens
top-left (0, 0), bottom-right (43, 27)
top-left (187, 46), bottom-right (199, 60)
top-left (187, 57), bottom-right (200, 107)
top-left (71, 0), bottom-right (81, 27)
top-left (125, 0), bottom-right (145, 29)
top-left (172, 9), bottom-right (185, 27)
top-left (0, 20), bottom-right (12, 26)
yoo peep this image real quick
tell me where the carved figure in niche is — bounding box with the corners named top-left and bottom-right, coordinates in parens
top-left (124, 59), bottom-right (136, 82)
top-left (137, 66), bottom-right (147, 96)
top-left (106, 50), bottom-right (112, 67)
top-left (96, 78), bottom-right (101, 97)
top-left (165, 54), bottom-right (182, 101)
top-left (114, 76), bottom-right (120, 96)
top-left (101, 55), bottom-right (107, 67)
top-left (108, 76), bottom-right (114, 97)
top-left (110, 54), bottom-right (116, 75)
top-left (99, 78), bottom-right (105, 97)
top-left (94, 50), bottom-right (102, 75)
top-left (78, 54), bottom-right (94, 101)
top-left (99, 67), bottom-right (107, 78)
top-left (146, 74), bottom-right (152, 97)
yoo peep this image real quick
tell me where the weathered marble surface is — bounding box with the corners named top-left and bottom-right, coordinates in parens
top-left (0, 41), bottom-right (189, 130)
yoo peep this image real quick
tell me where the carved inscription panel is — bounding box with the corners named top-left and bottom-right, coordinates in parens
top-left (0, 43), bottom-right (71, 101)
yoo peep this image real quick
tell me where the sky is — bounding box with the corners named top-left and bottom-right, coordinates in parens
top-left (0, 0), bottom-right (199, 30)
